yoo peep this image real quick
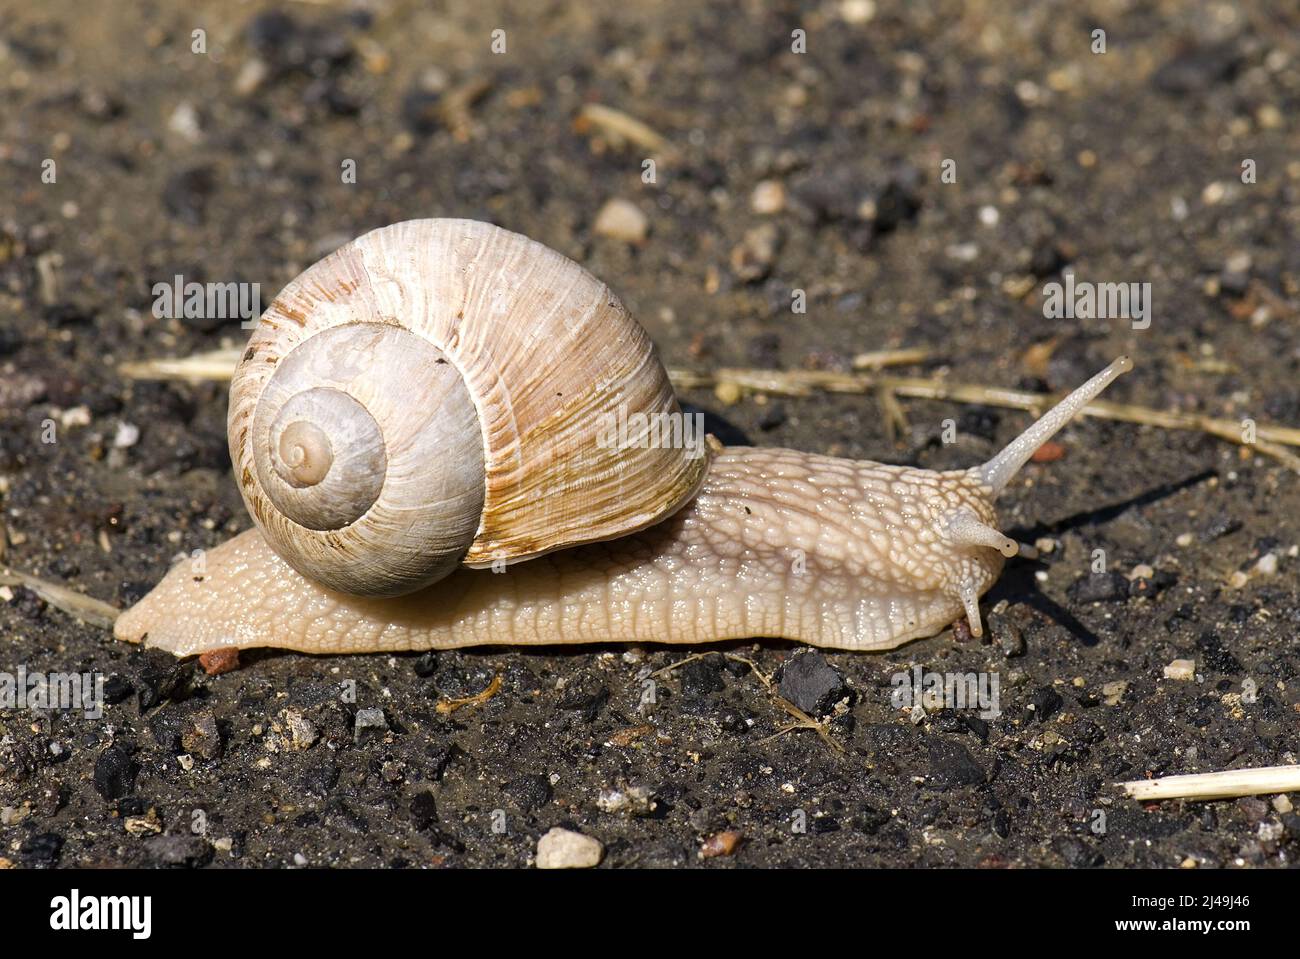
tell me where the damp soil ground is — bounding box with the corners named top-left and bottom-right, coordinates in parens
top-left (1, 1), bottom-right (1299, 869)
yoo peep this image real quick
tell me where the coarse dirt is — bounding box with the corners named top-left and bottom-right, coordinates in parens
top-left (1, 0), bottom-right (1298, 869)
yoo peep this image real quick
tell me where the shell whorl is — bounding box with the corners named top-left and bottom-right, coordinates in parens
top-left (242, 322), bottom-right (485, 596)
top-left (229, 219), bottom-right (708, 597)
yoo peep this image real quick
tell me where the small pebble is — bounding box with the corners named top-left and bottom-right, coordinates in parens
top-left (1101, 680), bottom-right (1128, 706)
top-left (1163, 659), bottom-right (1196, 681)
top-left (1068, 571), bottom-right (1129, 603)
top-left (1030, 440), bottom-right (1065, 463)
top-left (750, 180), bottom-right (786, 214)
top-left (1175, 532), bottom-right (1194, 547)
top-left (93, 745), bottom-right (137, 800)
top-left (1129, 563), bottom-right (1154, 580)
top-left (597, 786), bottom-right (656, 816)
top-left (353, 707), bottom-right (389, 745)
top-left (1254, 553), bottom-right (1278, 576)
top-left (113, 422), bottom-right (140, 448)
top-left (714, 381), bottom-right (742, 406)
top-left (838, 0), bottom-right (875, 24)
top-left (536, 827), bottom-right (603, 869)
top-left (729, 223), bottom-right (782, 283)
top-left (778, 651), bottom-right (846, 715)
top-left (199, 648), bottom-right (240, 675)
top-left (593, 198), bottom-right (648, 244)
top-left (699, 830), bottom-right (744, 858)
top-left (166, 102), bottom-right (203, 143)
top-left (286, 712), bottom-right (320, 750)
top-left (181, 709), bottom-right (223, 760)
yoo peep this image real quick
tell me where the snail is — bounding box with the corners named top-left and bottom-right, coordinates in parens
top-left (114, 218), bottom-right (1133, 658)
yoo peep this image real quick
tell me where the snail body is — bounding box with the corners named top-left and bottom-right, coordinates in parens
top-left (115, 220), bottom-right (1132, 657)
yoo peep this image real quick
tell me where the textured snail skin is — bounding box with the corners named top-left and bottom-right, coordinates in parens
top-left (114, 356), bottom-right (1132, 656)
top-left (116, 448), bottom-right (1001, 655)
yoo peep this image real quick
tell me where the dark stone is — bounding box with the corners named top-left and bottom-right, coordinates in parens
top-left (1282, 813), bottom-right (1300, 841)
top-left (988, 608), bottom-right (1025, 657)
top-left (93, 745), bottom-right (138, 800)
top-left (43, 302), bottom-right (95, 326)
top-left (757, 403), bottom-right (787, 431)
top-left (144, 835), bottom-right (213, 867)
top-left (872, 167), bottom-right (923, 233)
top-left (162, 166), bottom-right (217, 225)
top-left (402, 89), bottom-right (442, 135)
top-left (412, 651), bottom-right (438, 678)
top-left (957, 406), bottom-right (1000, 442)
top-left (1071, 719), bottom-right (1105, 745)
top-left (1152, 42), bottom-right (1241, 95)
top-left (301, 759), bottom-right (339, 797)
top-left (558, 675), bottom-right (609, 722)
top-left (1029, 686), bottom-right (1064, 722)
top-left (147, 708), bottom-right (185, 752)
top-left (1199, 513), bottom-right (1242, 543)
top-left (11, 586), bottom-right (46, 619)
top-left (719, 707), bottom-right (749, 733)
top-left (136, 658), bottom-right (191, 711)
top-left (680, 654), bottom-right (726, 696)
top-left (353, 707), bottom-right (389, 745)
top-left (1067, 571), bottom-right (1130, 603)
top-left (961, 714), bottom-right (990, 741)
top-left (502, 773), bottom-right (552, 812)
top-left (1030, 238), bottom-right (1067, 277)
top-left (181, 709), bottom-right (223, 760)
top-left (854, 804), bottom-right (890, 834)
top-left (1053, 836), bottom-right (1103, 868)
top-left (778, 651), bottom-right (846, 715)
top-left (927, 736), bottom-right (986, 787)
top-left (0, 325), bottom-right (23, 355)
top-left (410, 791), bottom-right (438, 830)
top-left (993, 809), bottom-right (1011, 838)
top-left (19, 832), bottom-right (63, 867)
top-left (1130, 569), bottom-right (1176, 599)
top-left (247, 10), bottom-right (353, 76)
top-left (1196, 632), bottom-right (1243, 675)
top-left (246, 10), bottom-right (297, 52)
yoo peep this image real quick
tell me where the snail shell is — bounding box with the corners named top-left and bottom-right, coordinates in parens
top-left (229, 219), bottom-right (708, 597)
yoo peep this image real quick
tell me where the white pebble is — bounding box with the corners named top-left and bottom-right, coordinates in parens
top-left (978, 205), bottom-right (999, 227)
top-left (167, 102), bottom-right (203, 143)
top-left (593, 198), bottom-right (648, 244)
top-left (750, 179), bottom-right (786, 215)
top-left (1254, 553), bottom-right (1278, 576)
top-left (536, 827), bottom-right (603, 869)
top-left (113, 422), bottom-right (140, 448)
top-left (1163, 659), bottom-right (1196, 681)
top-left (839, 0), bottom-right (876, 24)
top-left (59, 406), bottom-right (91, 429)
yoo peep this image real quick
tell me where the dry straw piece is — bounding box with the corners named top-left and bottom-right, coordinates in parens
top-left (121, 348), bottom-right (1300, 473)
top-left (1119, 765), bottom-right (1300, 802)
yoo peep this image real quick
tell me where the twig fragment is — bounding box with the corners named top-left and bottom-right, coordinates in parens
top-left (0, 567), bottom-right (120, 628)
top-left (575, 103), bottom-right (674, 157)
top-left (435, 673), bottom-right (502, 715)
